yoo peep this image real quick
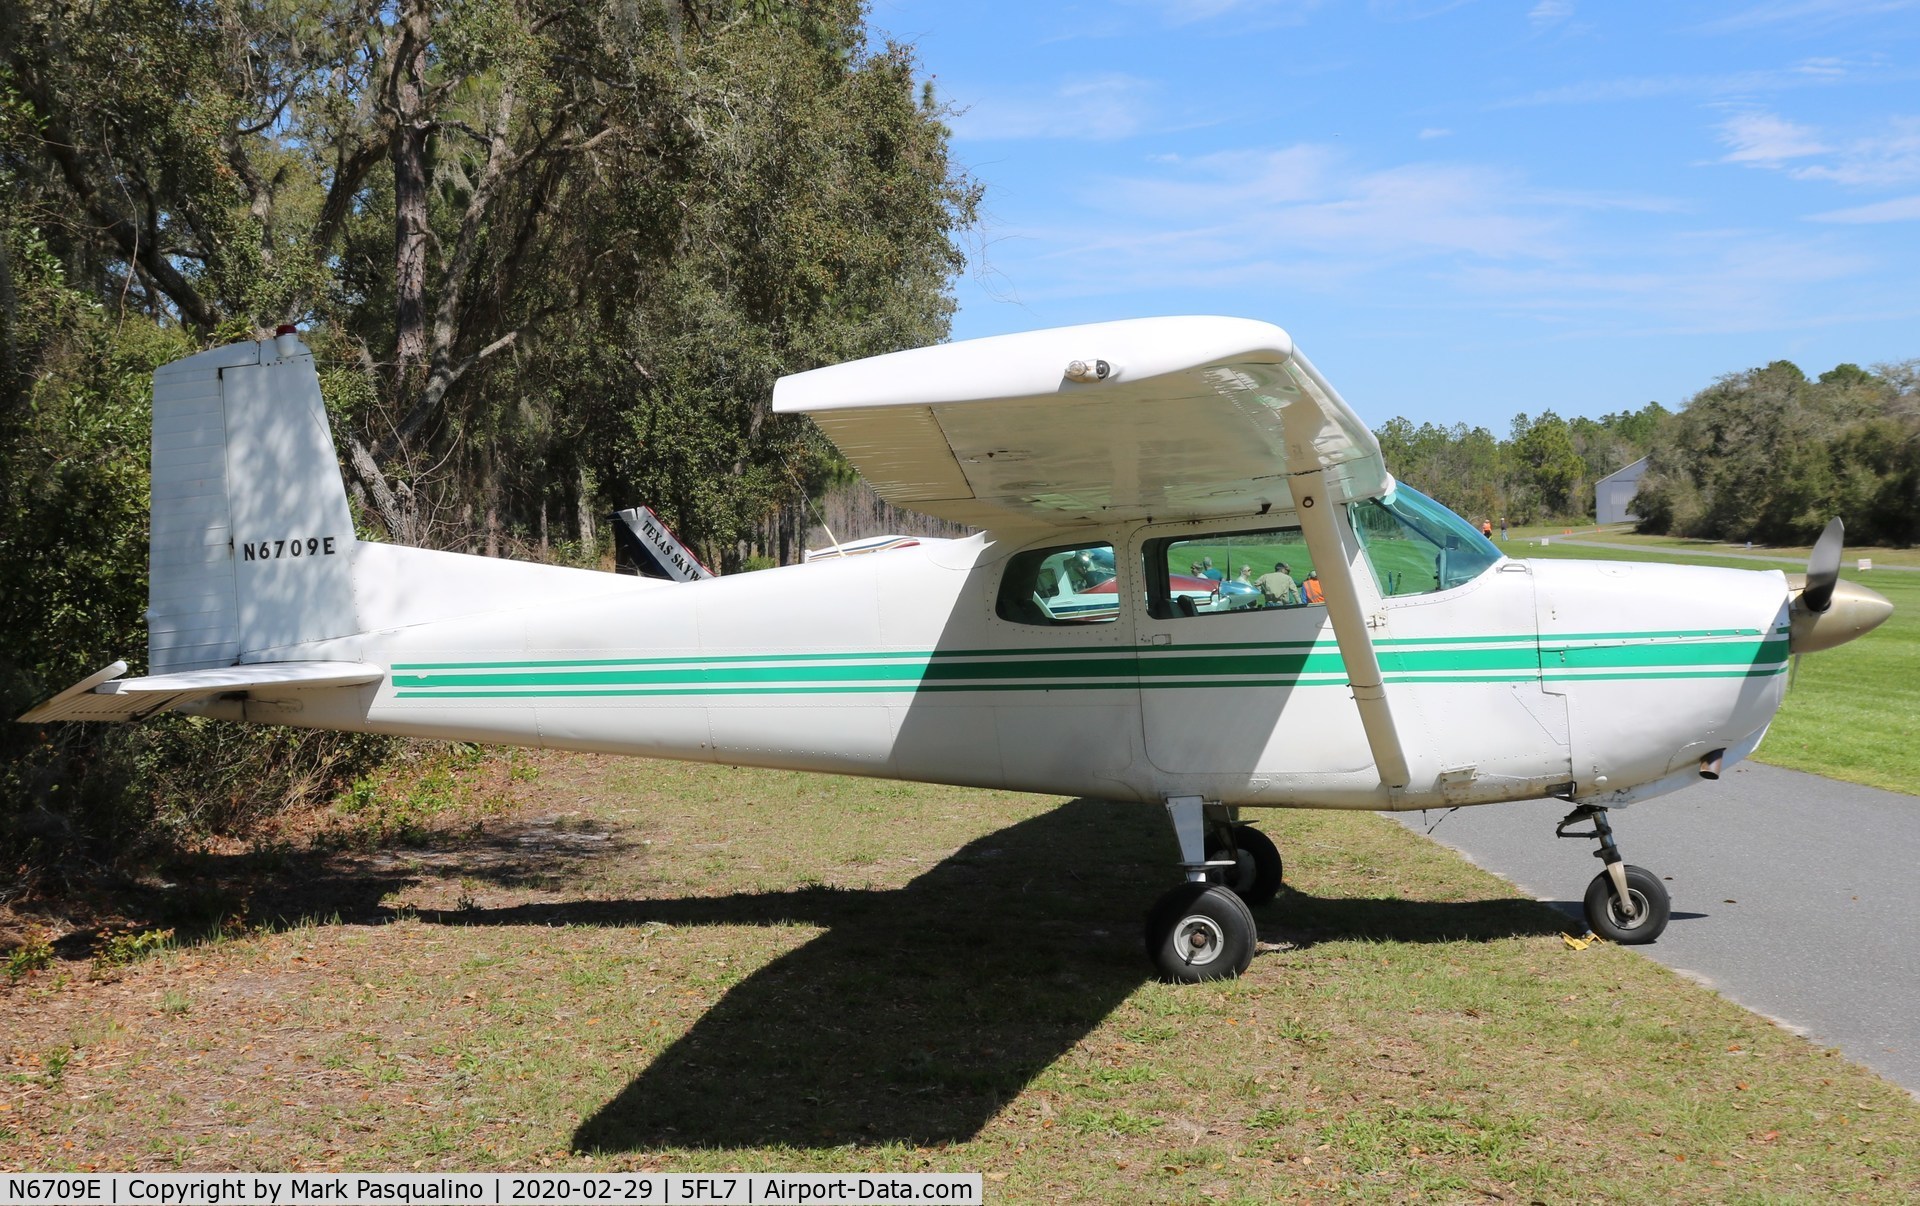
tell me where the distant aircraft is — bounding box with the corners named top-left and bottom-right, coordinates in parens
top-left (20, 318), bottom-right (1892, 981)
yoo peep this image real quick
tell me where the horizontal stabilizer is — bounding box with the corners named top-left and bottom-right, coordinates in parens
top-left (17, 661), bottom-right (384, 724)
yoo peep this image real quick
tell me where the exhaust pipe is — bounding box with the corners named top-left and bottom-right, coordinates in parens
top-left (1700, 749), bottom-right (1724, 780)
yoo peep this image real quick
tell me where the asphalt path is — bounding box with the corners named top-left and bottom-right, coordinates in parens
top-left (1389, 762), bottom-right (1920, 1096)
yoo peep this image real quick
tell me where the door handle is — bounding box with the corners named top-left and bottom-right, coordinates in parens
top-left (1140, 634), bottom-right (1172, 646)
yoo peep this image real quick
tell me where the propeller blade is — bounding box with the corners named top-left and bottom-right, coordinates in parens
top-left (1802, 518), bottom-right (1844, 614)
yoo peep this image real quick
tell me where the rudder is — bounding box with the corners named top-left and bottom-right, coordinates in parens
top-left (147, 333), bottom-right (358, 672)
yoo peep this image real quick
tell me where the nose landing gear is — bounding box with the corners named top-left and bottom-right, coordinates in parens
top-left (1556, 803), bottom-right (1670, 944)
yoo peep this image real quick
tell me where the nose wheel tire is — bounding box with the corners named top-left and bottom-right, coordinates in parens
top-left (1583, 864), bottom-right (1670, 944)
top-left (1145, 883), bottom-right (1257, 982)
top-left (1205, 825), bottom-right (1283, 906)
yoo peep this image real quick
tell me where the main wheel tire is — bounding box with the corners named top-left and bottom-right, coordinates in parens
top-left (1205, 825), bottom-right (1284, 906)
top-left (1583, 864), bottom-right (1670, 944)
top-left (1144, 883), bottom-right (1257, 982)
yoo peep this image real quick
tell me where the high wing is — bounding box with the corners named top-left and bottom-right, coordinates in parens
top-left (776, 315), bottom-right (1410, 788)
top-left (771, 316), bottom-right (1389, 530)
top-left (18, 661), bottom-right (384, 723)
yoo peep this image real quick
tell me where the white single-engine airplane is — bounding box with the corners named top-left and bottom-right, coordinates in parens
top-left (20, 317), bottom-right (1894, 981)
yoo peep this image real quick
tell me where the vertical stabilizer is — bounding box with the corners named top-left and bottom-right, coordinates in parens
top-left (147, 335), bottom-right (358, 671)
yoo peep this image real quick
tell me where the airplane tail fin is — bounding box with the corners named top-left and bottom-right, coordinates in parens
top-left (147, 332), bottom-right (359, 672)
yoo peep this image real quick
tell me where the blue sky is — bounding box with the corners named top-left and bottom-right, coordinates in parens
top-left (870, 0), bottom-right (1920, 432)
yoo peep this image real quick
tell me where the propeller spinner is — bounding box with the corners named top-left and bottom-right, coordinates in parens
top-left (1786, 518), bottom-right (1893, 656)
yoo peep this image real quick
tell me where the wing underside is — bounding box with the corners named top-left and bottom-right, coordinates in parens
top-left (773, 316), bottom-right (1389, 530)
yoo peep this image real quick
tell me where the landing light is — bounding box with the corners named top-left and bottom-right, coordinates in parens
top-left (1065, 358), bottom-right (1112, 383)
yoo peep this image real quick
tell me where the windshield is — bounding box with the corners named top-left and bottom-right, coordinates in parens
top-left (1349, 483), bottom-right (1502, 597)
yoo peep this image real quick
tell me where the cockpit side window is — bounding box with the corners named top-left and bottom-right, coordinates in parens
top-left (1350, 484), bottom-right (1502, 597)
top-left (996, 542), bottom-right (1119, 626)
top-left (1142, 526), bottom-right (1326, 619)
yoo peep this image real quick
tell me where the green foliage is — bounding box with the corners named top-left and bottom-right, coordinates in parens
top-left (1372, 370), bottom-right (1913, 545)
top-left (0, 230), bottom-right (398, 888)
top-left (1508, 411), bottom-right (1586, 520)
top-left (1633, 359), bottom-right (1919, 545)
top-left (1373, 403), bottom-right (1662, 526)
top-left (90, 926), bottom-right (174, 977)
top-left (5, 928), bottom-right (55, 980)
top-left (486, 20), bottom-right (979, 569)
top-left (330, 741), bottom-right (499, 846)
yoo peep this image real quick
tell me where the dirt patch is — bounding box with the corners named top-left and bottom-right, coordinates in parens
top-left (0, 751), bottom-right (617, 961)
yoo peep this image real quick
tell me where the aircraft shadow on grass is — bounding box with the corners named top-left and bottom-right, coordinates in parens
top-left (131, 797), bottom-right (1575, 1151)
top-left (419, 799), bottom-right (1568, 1152)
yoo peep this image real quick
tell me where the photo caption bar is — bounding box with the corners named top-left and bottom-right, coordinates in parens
top-left (0, 1175), bottom-right (983, 1206)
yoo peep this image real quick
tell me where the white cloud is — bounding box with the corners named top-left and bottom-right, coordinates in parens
top-left (1129, 0), bottom-right (1322, 26)
top-left (1418, 127), bottom-right (1452, 139)
top-left (1715, 113), bottom-right (1920, 185)
top-left (1717, 112), bottom-right (1831, 165)
top-left (1808, 194), bottom-right (1920, 222)
top-left (1492, 56), bottom-right (1894, 108)
top-left (950, 75), bottom-right (1159, 142)
top-left (1450, 231), bottom-right (1879, 335)
top-left (1695, 0), bottom-right (1920, 33)
top-left (1794, 57), bottom-right (1852, 79)
top-left (1092, 146), bottom-right (1339, 215)
top-left (1367, 0), bottom-right (1478, 20)
top-left (1791, 116), bottom-right (1920, 185)
top-left (975, 144), bottom-right (1894, 341)
top-left (1014, 145), bottom-right (1578, 301)
top-left (1529, 0), bottom-right (1575, 30)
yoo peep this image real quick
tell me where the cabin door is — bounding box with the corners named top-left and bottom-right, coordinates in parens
top-left (1130, 522), bottom-right (1375, 777)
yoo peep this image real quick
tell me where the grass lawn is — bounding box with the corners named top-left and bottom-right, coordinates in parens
top-left (1503, 524), bottom-right (1920, 569)
top-left (1516, 538), bottom-right (1919, 795)
top-left (4, 755), bottom-right (1919, 1200)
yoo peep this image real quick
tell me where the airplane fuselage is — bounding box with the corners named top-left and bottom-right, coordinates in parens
top-left (214, 515), bottom-right (1790, 815)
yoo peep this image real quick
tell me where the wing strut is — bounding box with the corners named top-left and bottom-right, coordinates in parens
top-left (1290, 469), bottom-right (1411, 791)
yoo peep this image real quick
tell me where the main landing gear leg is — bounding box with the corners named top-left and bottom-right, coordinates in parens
top-left (1144, 797), bottom-right (1257, 982)
top-left (1556, 803), bottom-right (1671, 944)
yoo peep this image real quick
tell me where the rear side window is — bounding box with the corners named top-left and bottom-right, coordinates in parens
top-left (996, 542), bottom-right (1118, 626)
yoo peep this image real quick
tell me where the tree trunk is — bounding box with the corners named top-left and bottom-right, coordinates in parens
top-left (347, 435), bottom-right (416, 545)
top-left (484, 448), bottom-right (501, 557)
top-left (576, 464), bottom-right (596, 557)
top-left (391, 0), bottom-right (432, 376)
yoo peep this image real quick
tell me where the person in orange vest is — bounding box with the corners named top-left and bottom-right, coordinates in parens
top-left (1480, 518), bottom-right (1493, 540)
top-left (1302, 570), bottom-right (1325, 605)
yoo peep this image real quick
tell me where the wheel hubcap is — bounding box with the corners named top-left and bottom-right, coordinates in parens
top-left (1608, 890), bottom-right (1649, 929)
top-left (1175, 915), bottom-right (1226, 966)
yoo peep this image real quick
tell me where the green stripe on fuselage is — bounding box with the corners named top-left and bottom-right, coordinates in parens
top-left (389, 633), bottom-right (1785, 697)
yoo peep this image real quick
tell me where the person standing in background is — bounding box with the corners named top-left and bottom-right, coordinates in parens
top-left (1256, 561), bottom-right (1298, 606)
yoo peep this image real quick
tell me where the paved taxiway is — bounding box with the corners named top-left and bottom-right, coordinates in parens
top-left (1390, 762), bottom-right (1920, 1095)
